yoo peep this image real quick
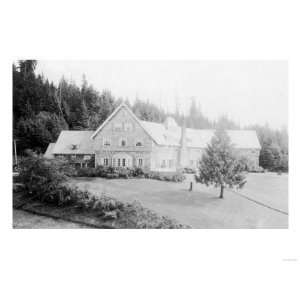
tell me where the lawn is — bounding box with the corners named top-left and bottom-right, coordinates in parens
top-left (68, 173), bottom-right (288, 229)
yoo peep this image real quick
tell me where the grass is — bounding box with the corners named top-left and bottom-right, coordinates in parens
top-left (68, 172), bottom-right (288, 229)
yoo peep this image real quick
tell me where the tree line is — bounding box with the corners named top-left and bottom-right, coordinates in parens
top-left (13, 60), bottom-right (288, 171)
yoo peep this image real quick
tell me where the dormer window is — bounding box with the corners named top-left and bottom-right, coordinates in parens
top-left (136, 141), bottom-right (143, 147)
top-left (71, 144), bottom-right (78, 150)
top-left (103, 138), bottom-right (111, 147)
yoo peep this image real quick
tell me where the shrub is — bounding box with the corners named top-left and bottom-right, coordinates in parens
top-left (17, 155), bottom-right (190, 228)
top-left (118, 201), bottom-right (189, 229)
top-left (106, 173), bottom-right (119, 179)
top-left (19, 155), bottom-right (68, 203)
top-left (76, 167), bottom-right (98, 177)
top-left (115, 167), bottom-right (131, 179)
top-left (251, 166), bottom-right (265, 173)
top-left (183, 167), bottom-right (196, 174)
top-left (71, 165), bottom-right (186, 182)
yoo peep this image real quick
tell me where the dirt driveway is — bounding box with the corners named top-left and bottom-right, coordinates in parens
top-left (69, 173), bottom-right (288, 229)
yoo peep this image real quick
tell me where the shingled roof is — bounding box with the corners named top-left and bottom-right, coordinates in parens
top-left (44, 143), bottom-right (56, 158)
top-left (52, 131), bottom-right (94, 154)
top-left (141, 120), bottom-right (261, 149)
top-left (47, 103), bottom-right (261, 155)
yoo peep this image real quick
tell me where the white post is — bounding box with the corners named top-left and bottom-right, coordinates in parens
top-left (14, 139), bottom-right (18, 166)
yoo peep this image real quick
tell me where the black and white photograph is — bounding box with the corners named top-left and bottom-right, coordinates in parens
top-left (13, 60), bottom-right (288, 229)
top-left (2, 1), bottom-right (299, 300)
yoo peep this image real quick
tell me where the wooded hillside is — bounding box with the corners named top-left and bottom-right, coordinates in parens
top-left (13, 60), bottom-right (288, 171)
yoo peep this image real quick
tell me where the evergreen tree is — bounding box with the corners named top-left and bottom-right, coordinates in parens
top-left (197, 128), bottom-right (247, 198)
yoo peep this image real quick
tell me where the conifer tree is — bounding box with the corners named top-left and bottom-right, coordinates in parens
top-left (197, 128), bottom-right (247, 198)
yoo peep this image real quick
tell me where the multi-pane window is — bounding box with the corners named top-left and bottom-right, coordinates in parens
top-left (117, 158), bottom-right (121, 167)
top-left (122, 158), bottom-right (126, 167)
top-left (138, 158), bottom-right (143, 167)
top-left (104, 158), bottom-right (109, 166)
top-left (103, 139), bottom-right (111, 147)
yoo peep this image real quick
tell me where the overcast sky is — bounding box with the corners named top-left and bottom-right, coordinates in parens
top-left (35, 61), bottom-right (288, 129)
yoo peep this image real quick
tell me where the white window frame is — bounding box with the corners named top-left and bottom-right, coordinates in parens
top-left (103, 138), bottom-right (111, 147)
top-left (103, 158), bottom-right (109, 166)
top-left (138, 158), bottom-right (143, 167)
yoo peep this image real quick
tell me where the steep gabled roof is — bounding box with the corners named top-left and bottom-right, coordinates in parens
top-left (52, 130), bottom-right (94, 154)
top-left (91, 102), bottom-right (158, 143)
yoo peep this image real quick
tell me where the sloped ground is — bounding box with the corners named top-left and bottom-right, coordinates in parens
top-left (69, 173), bottom-right (288, 228)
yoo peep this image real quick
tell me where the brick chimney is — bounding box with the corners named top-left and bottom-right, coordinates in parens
top-left (178, 120), bottom-right (187, 168)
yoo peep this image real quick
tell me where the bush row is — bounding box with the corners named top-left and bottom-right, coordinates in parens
top-left (74, 165), bottom-right (186, 182)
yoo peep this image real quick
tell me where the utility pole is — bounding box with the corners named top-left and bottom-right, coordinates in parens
top-left (14, 139), bottom-right (18, 166)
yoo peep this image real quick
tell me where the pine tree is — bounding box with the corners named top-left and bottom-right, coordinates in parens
top-left (197, 128), bottom-right (247, 198)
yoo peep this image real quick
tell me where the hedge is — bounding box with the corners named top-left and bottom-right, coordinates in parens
top-left (74, 165), bottom-right (186, 182)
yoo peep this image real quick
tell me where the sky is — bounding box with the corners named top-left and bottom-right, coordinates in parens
top-left (35, 61), bottom-right (288, 129)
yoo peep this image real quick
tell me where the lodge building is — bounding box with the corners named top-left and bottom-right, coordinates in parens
top-left (44, 103), bottom-right (261, 171)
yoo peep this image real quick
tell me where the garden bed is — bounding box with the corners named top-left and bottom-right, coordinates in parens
top-left (15, 156), bottom-right (189, 229)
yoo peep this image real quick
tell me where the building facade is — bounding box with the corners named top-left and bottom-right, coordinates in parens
top-left (46, 103), bottom-right (261, 171)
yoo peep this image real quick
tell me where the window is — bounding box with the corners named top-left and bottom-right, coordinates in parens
top-left (124, 122), bottom-right (133, 131)
top-left (168, 160), bottom-right (174, 168)
top-left (71, 144), bottom-right (78, 150)
top-left (138, 158), bottom-right (143, 167)
top-left (161, 160), bottom-right (166, 168)
top-left (103, 139), bottom-right (111, 147)
top-left (71, 155), bottom-right (76, 159)
top-left (122, 158), bottom-right (126, 167)
top-left (190, 160), bottom-right (194, 166)
top-left (119, 138), bottom-right (127, 147)
top-left (136, 141), bottom-right (143, 147)
top-left (104, 158), bottom-right (109, 166)
top-left (84, 155), bottom-right (91, 160)
top-left (114, 122), bottom-right (122, 131)
top-left (118, 158), bottom-right (121, 167)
